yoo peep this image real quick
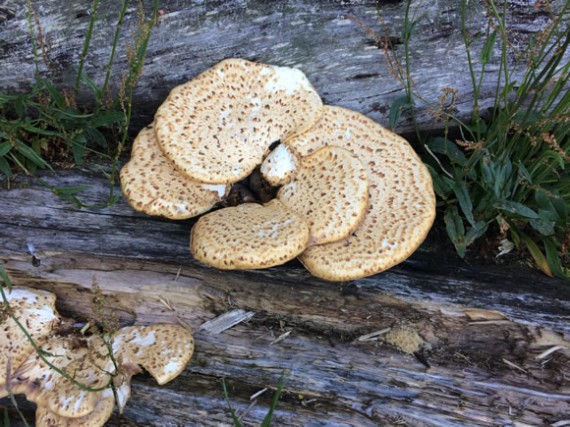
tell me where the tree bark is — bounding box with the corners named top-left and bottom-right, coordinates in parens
top-left (1, 169), bottom-right (569, 426)
top-left (1, 0), bottom-right (568, 135)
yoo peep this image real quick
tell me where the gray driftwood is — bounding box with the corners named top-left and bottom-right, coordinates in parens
top-left (1, 168), bottom-right (569, 426)
top-left (1, 0), bottom-right (568, 134)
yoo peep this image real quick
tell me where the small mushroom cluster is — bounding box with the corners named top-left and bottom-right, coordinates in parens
top-left (1, 287), bottom-right (194, 426)
top-left (121, 58), bottom-right (436, 281)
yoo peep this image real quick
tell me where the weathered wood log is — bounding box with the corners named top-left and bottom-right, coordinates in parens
top-left (1, 0), bottom-right (568, 134)
top-left (1, 169), bottom-right (569, 426)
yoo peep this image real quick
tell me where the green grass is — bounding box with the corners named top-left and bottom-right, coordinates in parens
top-left (387, 0), bottom-right (570, 279)
top-left (222, 376), bottom-right (286, 426)
top-left (1, 0), bottom-right (158, 208)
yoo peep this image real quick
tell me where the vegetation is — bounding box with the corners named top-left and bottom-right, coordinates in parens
top-left (385, 0), bottom-right (570, 279)
top-left (0, 0), bottom-right (158, 207)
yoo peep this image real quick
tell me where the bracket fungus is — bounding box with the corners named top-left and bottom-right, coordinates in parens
top-left (190, 199), bottom-right (310, 270)
top-left (154, 58), bottom-right (323, 184)
top-left (1, 287), bottom-right (194, 427)
top-left (120, 58), bottom-right (435, 280)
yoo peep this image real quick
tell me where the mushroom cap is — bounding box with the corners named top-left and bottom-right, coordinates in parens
top-left (0, 287), bottom-right (59, 394)
top-left (112, 324), bottom-right (194, 385)
top-left (260, 143), bottom-right (299, 187)
top-left (190, 199), bottom-right (310, 270)
top-left (154, 58), bottom-right (323, 184)
top-left (35, 391), bottom-right (115, 427)
top-left (7, 335), bottom-right (91, 400)
top-left (120, 125), bottom-right (228, 219)
top-left (285, 106), bottom-right (436, 281)
top-left (277, 145), bottom-right (369, 246)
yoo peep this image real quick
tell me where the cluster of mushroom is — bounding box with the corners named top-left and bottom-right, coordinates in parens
top-left (0, 287), bottom-right (194, 426)
top-left (121, 58), bottom-right (436, 281)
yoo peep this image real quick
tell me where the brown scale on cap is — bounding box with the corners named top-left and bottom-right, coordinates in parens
top-left (120, 125), bottom-right (228, 219)
top-left (190, 199), bottom-right (310, 270)
top-left (154, 58), bottom-right (323, 185)
top-left (285, 106), bottom-right (436, 281)
top-left (0, 288), bottom-right (59, 396)
top-left (277, 145), bottom-right (369, 246)
top-left (111, 324), bottom-right (194, 385)
top-left (1, 287), bottom-right (195, 427)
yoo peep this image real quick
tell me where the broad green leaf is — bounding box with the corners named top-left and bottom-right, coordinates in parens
top-left (495, 200), bottom-right (540, 219)
top-left (530, 217), bottom-right (555, 236)
top-left (444, 207), bottom-right (466, 258)
top-left (14, 142), bottom-right (50, 169)
top-left (72, 132), bottom-right (87, 166)
top-left (90, 110), bottom-right (124, 128)
top-left (520, 233), bottom-right (553, 277)
top-left (0, 156), bottom-right (11, 177)
top-left (389, 96), bottom-right (412, 129)
top-left (517, 160), bottom-right (532, 185)
top-left (427, 137), bottom-right (466, 166)
top-left (0, 141), bottom-right (11, 157)
top-left (544, 238), bottom-right (565, 279)
top-left (453, 182), bottom-right (475, 226)
top-left (465, 221), bottom-right (488, 246)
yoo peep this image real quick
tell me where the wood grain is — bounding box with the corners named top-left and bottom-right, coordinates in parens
top-left (1, 169), bottom-right (569, 426)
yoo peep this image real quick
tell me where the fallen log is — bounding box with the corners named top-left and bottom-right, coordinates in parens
top-left (0, 0), bottom-right (566, 134)
top-left (1, 169), bottom-right (569, 426)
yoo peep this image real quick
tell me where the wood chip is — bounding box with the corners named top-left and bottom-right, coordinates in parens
top-left (200, 309), bottom-right (255, 334)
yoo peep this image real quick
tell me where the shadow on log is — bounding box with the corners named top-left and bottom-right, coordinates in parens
top-left (1, 169), bottom-right (569, 426)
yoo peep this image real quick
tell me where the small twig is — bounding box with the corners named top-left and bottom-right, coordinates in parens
top-left (250, 387), bottom-right (268, 401)
top-left (357, 328), bottom-right (391, 342)
top-left (270, 330), bottom-right (292, 345)
top-left (424, 144), bottom-right (454, 179)
top-left (536, 345), bottom-right (563, 360)
top-left (502, 358), bottom-right (528, 374)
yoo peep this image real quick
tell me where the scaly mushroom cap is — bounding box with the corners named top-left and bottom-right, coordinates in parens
top-left (7, 335), bottom-right (91, 400)
top-left (260, 143), bottom-right (299, 186)
top-left (120, 125), bottom-right (228, 219)
top-left (190, 199), bottom-right (310, 269)
top-left (0, 287), bottom-right (59, 396)
top-left (112, 324), bottom-right (194, 385)
top-left (277, 145), bottom-right (369, 246)
top-left (43, 335), bottom-right (113, 418)
top-left (154, 58), bottom-right (323, 184)
top-left (285, 106), bottom-right (436, 281)
top-left (35, 391), bottom-right (115, 427)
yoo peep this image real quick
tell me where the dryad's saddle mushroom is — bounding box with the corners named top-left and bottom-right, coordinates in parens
top-left (153, 58), bottom-right (323, 185)
top-left (120, 58), bottom-right (435, 281)
top-left (1, 286), bottom-right (194, 427)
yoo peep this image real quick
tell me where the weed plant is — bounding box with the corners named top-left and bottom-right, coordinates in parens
top-left (387, 0), bottom-right (570, 279)
top-left (0, 0), bottom-right (158, 207)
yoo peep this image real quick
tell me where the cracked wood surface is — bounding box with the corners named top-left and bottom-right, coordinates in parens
top-left (1, 169), bottom-right (569, 426)
top-left (1, 0), bottom-right (569, 134)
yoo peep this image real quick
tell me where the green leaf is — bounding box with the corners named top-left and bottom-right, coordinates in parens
top-left (465, 221), bottom-right (488, 246)
top-left (221, 379), bottom-right (242, 427)
top-left (495, 200), bottom-right (540, 219)
top-left (453, 182), bottom-right (475, 226)
top-left (90, 110), bottom-right (124, 128)
top-left (0, 156), bottom-right (11, 177)
top-left (530, 217), bottom-right (555, 236)
top-left (0, 141), bottom-right (12, 157)
top-left (544, 238), bottom-right (564, 279)
top-left (261, 376), bottom-right (286, 427)
top-left (481, 31), bottom-right (497, 65)
top-left (14, 142), bottom-right (51, 169)
top-left (389, 96), bottom-right (413, 129)
top-left (444, 207), bottom-right (466, 258)
top-left (426, 137), bottom-right (466, 166)
top-left (39, 78), bottom-right (66, 109)
top-left (520, 233), bottom-right (553, 277)
top-left (71, 132), bottom-right (87, 166)
top-left (0, 265), bottom-right (12, 289)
